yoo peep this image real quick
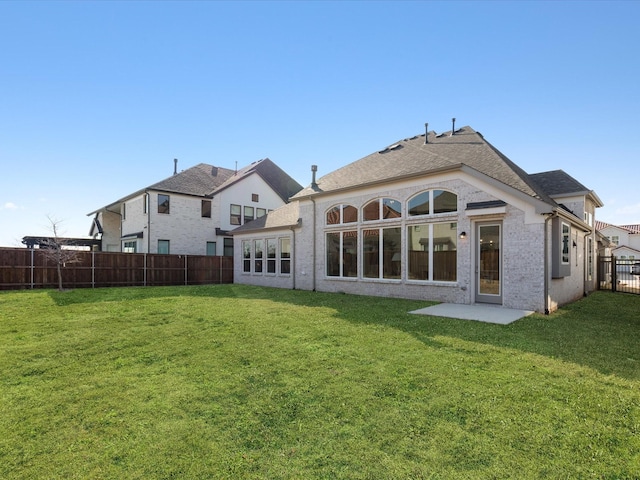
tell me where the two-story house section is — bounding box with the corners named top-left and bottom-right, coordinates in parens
top-left (88, 158), bottom-right (302, 255)
top-left (595, 220), bottom-right (640, 263)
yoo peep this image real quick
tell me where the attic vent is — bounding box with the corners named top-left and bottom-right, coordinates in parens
top-left (378, 143), bottom-right (402, 154)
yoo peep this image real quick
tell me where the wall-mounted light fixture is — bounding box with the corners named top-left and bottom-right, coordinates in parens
top-left (459, 231), bottom-right (467, 239)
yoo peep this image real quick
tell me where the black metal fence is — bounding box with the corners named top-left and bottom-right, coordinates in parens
top-left (598, 256), bottom-right (640, 294)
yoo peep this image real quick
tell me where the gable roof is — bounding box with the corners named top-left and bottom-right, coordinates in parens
top-left (214, 158), bottom-right (303, 202)
top-left (529, 169), bottom-right (603, 207)
top-left (292, 126), bottom-right (554, 205)
top-left (88, 158), bottom-right (302, 215)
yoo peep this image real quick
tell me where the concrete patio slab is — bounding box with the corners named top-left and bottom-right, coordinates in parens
top-left (409, 303), bottom-right (535, 325)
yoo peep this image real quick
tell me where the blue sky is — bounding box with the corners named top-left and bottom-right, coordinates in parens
top-left (1, 1), bottom-right (639, 247)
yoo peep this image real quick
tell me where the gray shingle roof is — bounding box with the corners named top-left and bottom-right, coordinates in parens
top-left (528, 170), bottom-right (590, 197)
top-left (292, 126), bottom-right (552, 203)
top-left (149, 163), bottom-right (236, 196)
top-left (231, 201), bottom-right (300, 234)
top-left (214, 158), bottom-right (303, 202)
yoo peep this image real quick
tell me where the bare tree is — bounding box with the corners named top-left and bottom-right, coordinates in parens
top-left (39, 216), bottom-right (81, 291)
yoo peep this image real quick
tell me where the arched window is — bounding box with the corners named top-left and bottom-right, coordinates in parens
top-left (363, 198), bottom-right (402, 221)
top-left (408, 190), bottom-right (457, 216)
top-left (326, 204), bottom-right (358, 225)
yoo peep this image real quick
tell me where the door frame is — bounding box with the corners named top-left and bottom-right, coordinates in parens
top-left (475, 221), bottom-right (503, 305)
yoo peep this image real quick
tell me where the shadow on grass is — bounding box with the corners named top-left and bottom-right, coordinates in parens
top-left (48, 285), bottom-right (640, 381)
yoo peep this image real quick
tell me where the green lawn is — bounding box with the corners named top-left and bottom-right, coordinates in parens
top-left (1, 286), bottom-right (638, 479)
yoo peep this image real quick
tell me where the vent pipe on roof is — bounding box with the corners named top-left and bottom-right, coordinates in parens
top-left (451, 118), bottom-right (456, 136)
top-left (424, 123), bottom-right (429, 144)
top-left (173, 158), bottom-right (178, 175)
top-left (311, 165), bottom-right (318, 189)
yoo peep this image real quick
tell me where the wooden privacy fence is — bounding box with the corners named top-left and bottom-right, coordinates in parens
top-left (0, 248), bottom-right (234, 290)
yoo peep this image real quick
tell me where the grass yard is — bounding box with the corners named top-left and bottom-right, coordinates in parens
top-left (1, 286), bottom-right (639, 479)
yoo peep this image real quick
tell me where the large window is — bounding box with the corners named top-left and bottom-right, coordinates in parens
top-left (280, 238), bottom-right (291, 274)
top-left (363, 227), bottom-right (401, 279)
top-left (158, 194), bottom-right (170, 214)
top-left (158, 239), bottom-right (170, 254)
top-left (408, 190), bottom-right (457, 216)
top-left (202, 200), bottom-right (212, 218)
top-left (326, 231), bottom-right (358, 277)
top-left (407, 222), bottom-right (457, 281)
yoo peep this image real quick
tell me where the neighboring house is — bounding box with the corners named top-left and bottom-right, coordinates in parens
top-left (88, 158), bottom-right (302, 255)
top-left (232, 125), bottom-right (603, 314)
top-left (595, 220), bottom-right (640, 269)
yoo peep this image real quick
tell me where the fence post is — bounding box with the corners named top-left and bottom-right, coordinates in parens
top-left (30, 248), bottom-right (34, 289)
top-left (185, 255), bottom-right (188, 286)
top-left (144, 253), bottom-right (147, 287)
top-left (91, 251), bottom-right (95, 289)
top-left (611, 256), bottom-right (617, 292)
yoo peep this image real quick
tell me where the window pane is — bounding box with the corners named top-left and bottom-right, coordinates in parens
top-left (562, 223), bottom-right (570, 264)
top-left (267, 239), bottom-right (276, 273)
top-left (343, 231), bottom-right (358, 277)
top-left (230, 204), bottom-right (241, 225)
top-left (433, 190), bottom-right (457, 214)
top-left (280, 238), bottom-right (291, 275)
top-left (408, 192), bottom-right (430, 216)
top-left (408, 224), bottom-right (429, 280)
top-left (244, 206), bottom-right (254, 224)
top-left (326, 232), bottom-right (340, 276)
top-left (242, 241), bottom-right (251, 272)
top-left (363, 229), bottom-right (380, 278)
top-left (223, 238), bottom-right (234, 256)
top-left (158, 194), bottom-right (170, 214)
top-left (343, 205), bottom-right (358, 223)
top-left (363, 200), bottom-right (380, 221)
top-left (326, 206), bottom-right (340, 225)
top-left (433, 223), bottom-right (457, 281)
top-left (382, 198), bottom-right (402, 219)
top-left (383, 227), bottom-right (402, 279)
top-left (280, 237), bottom-right (290, 258)
top-left (257, 208), bottom-right (267, 218)
top-left (202, 200), bottom-right (212, 218)
top-left (206, 241), bottom-right (216, 256)
top-left (255, 240), bottom-right (263, 273)
top-left (281, 259), bottom-right (291, 274)
top-left (158, 240), bottom-right (170, 254)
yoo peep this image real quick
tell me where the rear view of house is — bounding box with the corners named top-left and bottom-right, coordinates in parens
top-left (89, 158), bottom-right (302, 256)
top-left (232, 124), bottom-right (602, 313)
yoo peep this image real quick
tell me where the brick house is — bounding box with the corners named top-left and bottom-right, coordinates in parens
top-left (88, 158), bottom-right (302, 256)
top-left (231, 125), bottom-right (602, 313)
